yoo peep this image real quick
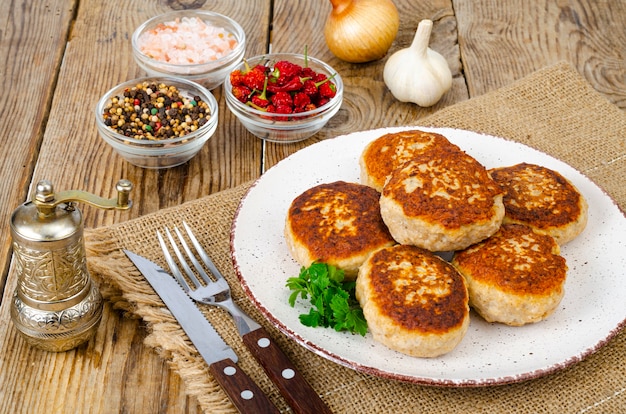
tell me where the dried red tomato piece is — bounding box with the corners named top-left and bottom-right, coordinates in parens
top-left (251, 78), bottom-right (270, 107)
top-left (318, 81), bottom-right (337, 99)
top-left (230, 55), bottom-right (338, 119)
top-left (232, 85), bottom-right (252, 103)
top-left (273, 60), bottom-right (303, 82)
top-left (271, 91), bottom-right (293, 108)
top-left (243, 67), bottom-right (266, 90)
top-left (293, 92), bottom-right (311, 110)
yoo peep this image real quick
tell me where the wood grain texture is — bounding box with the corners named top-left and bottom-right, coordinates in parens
top-left (242, 327), bottom-right (333, 414)
top-left (454, 0), bottom-right (626, 107)
top-left (208, 358), bottom-right (280, 414)
top-left (0, 0), bottom-right (75, 297)
top-left (0, 300), bottom-right (197, 413)
top-left (0, 2), bottom-right (270, 413)
top-left (1, 0), bottom-right (625, 412)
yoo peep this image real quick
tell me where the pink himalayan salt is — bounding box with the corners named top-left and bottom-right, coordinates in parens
top-left (138, 17), bottom-right (238, 65)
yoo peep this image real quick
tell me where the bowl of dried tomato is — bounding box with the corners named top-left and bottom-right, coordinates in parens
top-left (224, 53), bottom-right (343, 143)
top-left (95, 77), bottom-right (218, 169)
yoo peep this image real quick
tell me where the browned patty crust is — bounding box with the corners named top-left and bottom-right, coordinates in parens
top-left (361, 245), bottom-right (468, 334)
top-left (452, 223), bottom-right (567, 325)
top-left (383, 147), bottom-right (503, 230)
top-left (379, 144), bottom-right (505, 251)
top-left (489, 163), bottom-right (587, 244)
top-left (360, 129), bottom-right (461, 191)
top-left (453, 224), bottom-right (567, 297)
top-left (285, 181), bottom-right (395, 276)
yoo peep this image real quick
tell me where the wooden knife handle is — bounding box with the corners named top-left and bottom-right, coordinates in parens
top-left (209, 358), bottom-right (280, 414)
top-left (243, 327), bottom-right (333, 414)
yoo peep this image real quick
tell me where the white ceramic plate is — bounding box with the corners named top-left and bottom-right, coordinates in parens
top-left (230, 126), bottom-right (626, 386)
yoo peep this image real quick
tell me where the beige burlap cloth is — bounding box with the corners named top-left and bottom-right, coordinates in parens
top-left (86, 61), bottom-right (626, 413)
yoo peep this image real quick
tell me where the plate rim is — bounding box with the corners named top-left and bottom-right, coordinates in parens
top-left (229, 126), bottom-right (626, 387)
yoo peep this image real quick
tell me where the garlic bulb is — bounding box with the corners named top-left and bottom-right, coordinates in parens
top-left (383, 19), bottom-right (452, 107)
top-left (324, 0), bottom-right (399, 63)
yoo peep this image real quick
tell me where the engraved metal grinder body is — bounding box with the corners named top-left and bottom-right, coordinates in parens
top-left (9, 179), bottom-right (132, 352)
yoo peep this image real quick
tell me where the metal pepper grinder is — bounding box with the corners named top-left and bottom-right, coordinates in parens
top-left (9, 179), bottom-right (133, 352)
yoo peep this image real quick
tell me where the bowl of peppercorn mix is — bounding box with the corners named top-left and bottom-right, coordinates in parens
top-left (224, 52), bottom-right (343, 143)
top-left (95, 76), bottom-right (218, 168)
top-left (132, 10), bottom-right (246, 90)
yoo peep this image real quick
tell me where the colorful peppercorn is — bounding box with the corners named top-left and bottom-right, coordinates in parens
top-left (102, 82), bottom-right (211, 140)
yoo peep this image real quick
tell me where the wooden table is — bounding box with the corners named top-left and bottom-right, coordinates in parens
top-left (1, 0), bottom-right (624, 412)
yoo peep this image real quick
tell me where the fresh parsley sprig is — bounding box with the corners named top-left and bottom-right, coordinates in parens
top-left (286, 262), bottom-right (368, 336)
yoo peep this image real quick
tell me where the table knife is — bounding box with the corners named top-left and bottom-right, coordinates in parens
top-left (124, 250), bottom-right (279, 414)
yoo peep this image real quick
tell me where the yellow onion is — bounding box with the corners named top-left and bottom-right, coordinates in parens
top-left (324, 0), bottom-right (399, 63)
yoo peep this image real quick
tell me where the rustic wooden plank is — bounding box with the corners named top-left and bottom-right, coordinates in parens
top-left (32, 0), bottom-right (269, 226)
top-left (454, 0), bottom-right (626, 108)
top-left (0, 300), bottom-right (199, 413)
top-left (5, 0), bottom-right (624, 412)
top-left (0, 1), bottom-right (271, 413)
top-left (0, 0), bottom-right (76, 298)
top-left (263, 0), bottom-right (468, 170)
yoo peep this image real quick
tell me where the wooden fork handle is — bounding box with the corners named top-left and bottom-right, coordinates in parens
top-left (209, 358), bottom-right (280, 414)
top-left (243, 327), bottom-right (333, 414)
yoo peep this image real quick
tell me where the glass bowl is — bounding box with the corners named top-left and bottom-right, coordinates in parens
top-left (132, 10), bottom-right (246, 90)
top-left (95, 76), bottom-right (218, 169)
top-left (224, 53), bottom-right (343, 143)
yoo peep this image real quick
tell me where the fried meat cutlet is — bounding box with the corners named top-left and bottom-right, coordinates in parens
top-left (452, 223), bottom-right (567, 326)
top-left (359, 129), bottom-right (462, 192)
top-left (356, 244), bottom-right (470, 357)
top-left (489, 163), bottom-right (588, 245)
top-left (285, 181), bottom-right (396, 280)
top-left (380, 147), bottom-right (505, 251)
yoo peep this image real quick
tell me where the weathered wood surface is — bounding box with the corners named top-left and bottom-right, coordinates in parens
top-left (0, 0), bottom-right (77, 296)
top-left (0, 0), bottom-right (624, 412)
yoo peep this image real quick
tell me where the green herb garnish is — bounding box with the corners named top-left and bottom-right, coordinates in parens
top-left (286, 262), bottom-right (368, 336)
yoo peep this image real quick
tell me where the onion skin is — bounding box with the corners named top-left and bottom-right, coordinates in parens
top-left (324, 0), bottom-right (399, 63)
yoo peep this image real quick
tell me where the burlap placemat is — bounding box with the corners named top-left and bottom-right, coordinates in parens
top-left (85, 61), bottom-right (626, 413)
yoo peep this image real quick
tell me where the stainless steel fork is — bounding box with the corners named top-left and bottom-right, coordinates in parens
top-left (158, 223), bottom-right (259, 336)
top-left (158, 221), bottom-right (332, 414)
